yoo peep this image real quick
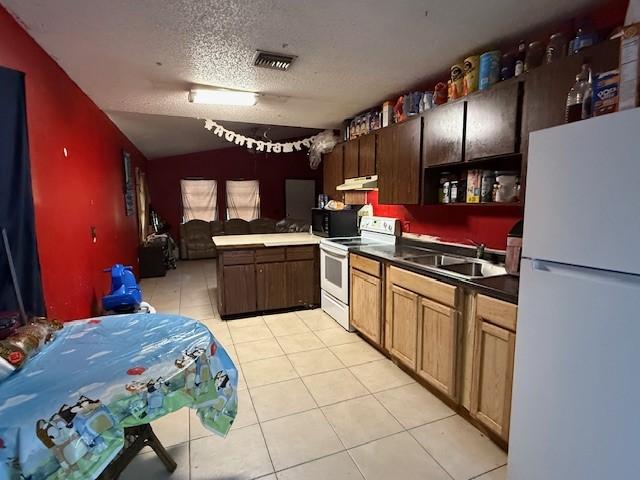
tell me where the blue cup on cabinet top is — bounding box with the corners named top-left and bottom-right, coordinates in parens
top-left (479, 51), bottom-right (501, 90)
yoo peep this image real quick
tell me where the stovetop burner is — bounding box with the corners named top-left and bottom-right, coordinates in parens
top-left (320, 217), bottom-right (402, 251)
top-left (327, 237), bottom-right (371, 246)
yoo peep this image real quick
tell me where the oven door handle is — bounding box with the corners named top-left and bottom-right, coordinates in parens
top-left (320, 244), bottom-right (348, 258)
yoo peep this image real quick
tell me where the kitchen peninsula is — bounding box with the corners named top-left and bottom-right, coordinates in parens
top-left (213, 233), bottom-right (321, 317)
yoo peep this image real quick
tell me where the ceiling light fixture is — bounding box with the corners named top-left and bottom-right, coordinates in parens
top-left (188, 87), bottom-right (258, 106)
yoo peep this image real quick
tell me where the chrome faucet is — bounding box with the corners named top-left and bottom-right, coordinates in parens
top-left (467, 239), bottom-right (486, 259)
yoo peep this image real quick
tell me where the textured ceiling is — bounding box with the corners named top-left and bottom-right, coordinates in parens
top-left (3, 0), bottom-right (600, 157)
top-left (106, 112), bottom-right (321, 159)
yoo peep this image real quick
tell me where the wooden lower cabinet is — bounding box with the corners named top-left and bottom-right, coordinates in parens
top-left (383, 266), bottom-right (519, 444)
top-left (385, 266), bottom-right (459, 383)
top-left (222, 264), bottom-right (257, 315)
top-left (387, 285), bottom-right (420, 369)
top-left (350, 268), bottom-right (382, 345)
top-left (217, 246), bottom-right (319, 316)
top-left (286, 259), bottom-right (316, 306)
top-left (256, 262), bottom-right (287, 310)
top-left (470, 295), bottom-right (518, 442)
top-left (417, 298), bottom-right (458, 398)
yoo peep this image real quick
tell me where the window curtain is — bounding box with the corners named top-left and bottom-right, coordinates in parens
top-left (226, 180), bottom-right (260, 220)
top-left (136, 168), bottom-right (149, 242)
top-left (181, 179), bottom-right (218, 222)
top-left (0, 67), bottom-right (45, 316)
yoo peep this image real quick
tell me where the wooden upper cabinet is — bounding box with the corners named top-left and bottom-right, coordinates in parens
top-left (376, 126), bottom-right (395, 204)
top-left (423, 101), bottom-right (466, 166)
top-left (387, 284), bottom-right (420, 369)
top-left (344, 140), bottom-right (360, 179)
top-left (377, 118), bottom-right (422, 205)
top-left (322, 144), bottom-right (344, 201)
top-left (465, 81), bottom-right (522, 161)
top-left (358, 133), bottom-right (376, 176)
top-left (521, 39), bottom-right (620, 161)
top-left (417, 298), bottom-right (459, 399)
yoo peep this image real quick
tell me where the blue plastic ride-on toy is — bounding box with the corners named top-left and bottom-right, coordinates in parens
top-left (102, 264), bottom-right (142, 313)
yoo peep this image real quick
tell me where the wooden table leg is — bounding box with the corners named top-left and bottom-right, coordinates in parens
top-left (98, 424), bottom-right (177, 479)
top-left (144, 424), bottom-right (177, 473)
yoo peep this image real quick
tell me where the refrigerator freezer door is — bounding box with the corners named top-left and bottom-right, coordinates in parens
top-left (523, 108), bottom-right (640, 275)
top-left (508, 258), bottom-right (640, 480)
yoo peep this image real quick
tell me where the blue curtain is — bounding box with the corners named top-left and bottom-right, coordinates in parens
top-left (0, 66), bottom-right (45, 316)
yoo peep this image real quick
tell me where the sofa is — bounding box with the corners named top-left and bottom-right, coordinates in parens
top-left (179, 218), bottom-right (310, 259)
top-left (179, 220), bottom-right (218, 260)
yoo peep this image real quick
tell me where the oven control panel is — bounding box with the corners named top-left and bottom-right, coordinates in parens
top-left (360, 216), bottom-right (401, 236)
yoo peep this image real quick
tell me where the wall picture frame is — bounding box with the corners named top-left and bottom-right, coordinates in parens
top-left (122, 150), bottom-right (136, 216)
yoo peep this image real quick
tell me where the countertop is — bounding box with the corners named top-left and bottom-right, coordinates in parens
top-left (351, 242), bottom-right (519, 304)
top-left (212, 232), bottom-right (321, 249)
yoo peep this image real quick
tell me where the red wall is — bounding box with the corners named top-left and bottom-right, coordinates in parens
top-left (368, 191), bottom-right (523, 250)
top-left (147, 146), bottom-right (322, 239)
top-left (0, 6), bottom-right (147, 321)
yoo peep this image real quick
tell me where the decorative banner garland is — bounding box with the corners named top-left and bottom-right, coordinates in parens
top-left (203, 119), bottom-right (317, 153)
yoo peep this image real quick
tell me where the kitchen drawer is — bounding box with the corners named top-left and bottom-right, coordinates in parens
top-left (350, 253), bottom-right (381, 277)
top-left (222, 250), bottom-right (255, 266)
top-left (286, 246), bottom-right (316, 260)
top-left (476, 294), bottom-right (517, 332)
top-left (387, 266), bottom-right (457, 308)
top-left (255, 247), bottom-right (286, 263)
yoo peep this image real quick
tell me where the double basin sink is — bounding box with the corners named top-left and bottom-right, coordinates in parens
top-left (399, 252), bottom-right (507, 280)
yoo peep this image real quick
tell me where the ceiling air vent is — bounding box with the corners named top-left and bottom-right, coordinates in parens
top-left (254, 50), bottom-right (296, 71)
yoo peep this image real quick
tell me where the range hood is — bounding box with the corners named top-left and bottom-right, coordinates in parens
top-left (336, 175), bottom-right (378, 191)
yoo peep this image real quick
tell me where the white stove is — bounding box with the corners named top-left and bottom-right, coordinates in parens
top-left (320, 216), bottom-right (401, 330)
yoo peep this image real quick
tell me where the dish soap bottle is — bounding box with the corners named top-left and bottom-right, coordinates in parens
top-left (565, 63), bottom-right (591, 123)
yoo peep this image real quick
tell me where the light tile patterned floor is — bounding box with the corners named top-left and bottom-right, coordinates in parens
top-left (126, 259), bottom-right (507, 480)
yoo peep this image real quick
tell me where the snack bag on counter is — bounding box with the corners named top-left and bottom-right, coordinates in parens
top-left (0, 317), bottom-right (62, 381)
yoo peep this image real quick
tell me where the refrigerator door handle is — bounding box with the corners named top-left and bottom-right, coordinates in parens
top-left (530, 259), bottom-right (640, 287)
top-left (531, 259), bottom-right (548, 272)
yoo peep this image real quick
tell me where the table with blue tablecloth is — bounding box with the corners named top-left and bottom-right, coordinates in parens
top-left (0, 314), bottom-right (238, 480)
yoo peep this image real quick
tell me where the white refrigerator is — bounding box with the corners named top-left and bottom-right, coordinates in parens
top-left (508, 108), bottom-right (640, 480)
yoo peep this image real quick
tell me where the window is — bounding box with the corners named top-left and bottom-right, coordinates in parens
top-left (181, 179), bottom-right (217, 221)
top-left (226, 180), bottom-right (260, 220)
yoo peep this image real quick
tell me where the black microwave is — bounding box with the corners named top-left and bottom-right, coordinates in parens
top-left (311, 208), bottom-right (359, 237)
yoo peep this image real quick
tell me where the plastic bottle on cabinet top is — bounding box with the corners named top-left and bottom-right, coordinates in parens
top-left (565, 64), bottom-right (592, 123)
